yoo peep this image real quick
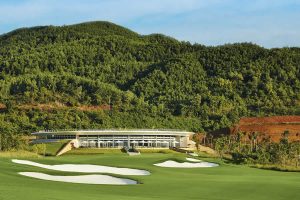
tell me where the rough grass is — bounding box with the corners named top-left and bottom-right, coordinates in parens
top-left (195, 150), bottom-right (219, 158)
top-left (251, 164), bottom-right (300, 172)
top-left (137, 148), bottom-right (179, 154)
top-left (65, 148), bottom-right (123, 155)
top-left (44, 140), bottom-right (70, 156)
top-left (1, 153), bottom-right (300, 200)
top-left (27, 140), bottom-right (70, 156)
top-left (0, 150), bottom-right (39, 158)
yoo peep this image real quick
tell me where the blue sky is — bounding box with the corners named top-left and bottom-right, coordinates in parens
top-left (0, 0), bottom-right (300, 48)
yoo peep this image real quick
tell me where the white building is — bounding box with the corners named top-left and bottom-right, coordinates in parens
top-left (33, 129), bottom-right (195, 148)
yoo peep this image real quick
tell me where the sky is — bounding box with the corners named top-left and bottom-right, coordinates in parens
top-left (0, 0), bottom-right (300, 48)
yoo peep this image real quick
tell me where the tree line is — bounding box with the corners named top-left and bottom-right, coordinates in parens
top-left (204, 131), bottom-right (300, 169)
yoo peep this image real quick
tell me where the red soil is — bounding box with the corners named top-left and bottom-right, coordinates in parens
top-left (16, 103), bottom-right (111, 111)
top-left (17, 103), bottom-right (65, 111)
top-left (237, 116), bottom-right (300, 142)
top-left (211, 116), bottom-right (300, 142)
top-left (77, 104), bottom-right (111, 111)
top-left (0, 103), bottom-right (6, 110)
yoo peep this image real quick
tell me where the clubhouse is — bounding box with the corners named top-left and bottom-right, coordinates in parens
top-left (32, 129), bottom-right (195, 148)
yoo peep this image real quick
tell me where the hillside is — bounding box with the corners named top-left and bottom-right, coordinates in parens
top-left (236, 116), bottom-right (300, 142)
top-left (0, 21), bottom-right (299, 134)
top-left (209, 116), bottom-right (300, 142)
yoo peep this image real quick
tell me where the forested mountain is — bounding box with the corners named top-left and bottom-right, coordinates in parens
top-left (0, 21), bottom-right (299, 134)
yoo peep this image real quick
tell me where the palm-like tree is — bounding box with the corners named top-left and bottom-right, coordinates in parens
top-left (202, 132), bottom-right (207, 146)
top-left (236, 131), bottom-right (245, 153)
top-left (248, 131), bottom-right (259, 152)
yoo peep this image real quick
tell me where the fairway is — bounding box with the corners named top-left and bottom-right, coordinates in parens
top-left (1, 152), bottom-right (300, 200)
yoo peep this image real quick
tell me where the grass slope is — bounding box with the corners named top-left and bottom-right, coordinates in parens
top-left (45, 141), bottom-right (68, 156)
top-left (0, 153), bottom-right (300, 200)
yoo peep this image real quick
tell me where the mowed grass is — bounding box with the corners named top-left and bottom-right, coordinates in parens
top-left (0, 151), bottom-right (300, 200)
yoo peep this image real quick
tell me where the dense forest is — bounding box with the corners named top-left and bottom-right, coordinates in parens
top-left (0, 21), bottom-right (299, 138)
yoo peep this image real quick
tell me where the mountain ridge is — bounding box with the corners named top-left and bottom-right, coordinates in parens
top-left (0, 21), bottom-right (299, 133)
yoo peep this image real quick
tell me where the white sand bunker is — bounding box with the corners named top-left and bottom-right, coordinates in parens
top-left (19, 172), bottom-right (137, 185)
top-left (186, 158), bottom-right (202, 162)
top-left (188, 153), bottom-right (199, 157)
top-left (154, 160), bottom-right (219, 168)
top-left (12, 159), bottom-right (150, 175)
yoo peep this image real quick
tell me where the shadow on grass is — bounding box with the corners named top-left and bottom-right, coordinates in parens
top-left (250, 164), bottom-right (300, 172)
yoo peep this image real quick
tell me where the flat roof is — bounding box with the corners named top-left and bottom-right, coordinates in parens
top-left (33, 129), bottom-right (194, 136)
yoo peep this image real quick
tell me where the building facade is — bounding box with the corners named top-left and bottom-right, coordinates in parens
top-left (33, 129), bottom-right (195, 148)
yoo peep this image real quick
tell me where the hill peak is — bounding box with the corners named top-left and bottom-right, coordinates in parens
top-left (0, 21), bottom-right (139, 41)
top-left (67, 21), bottom-right (139, 37)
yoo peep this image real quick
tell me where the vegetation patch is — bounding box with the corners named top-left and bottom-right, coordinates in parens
top-left (203, 130), bottom-right (300, 171)
top-left (137, 148), bottom-right (178, 154)
top-left (0, 150), bottom-right (39, 158)
top-left (29, 140), bottom-right (69, 156)
top-left (65, 148), bottom-right (123, 155)
top-left (251, 164), bottom-right (300, 172)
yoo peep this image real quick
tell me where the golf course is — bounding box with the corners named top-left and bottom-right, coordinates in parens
top-left (1, 150), bottom-right (299, 200)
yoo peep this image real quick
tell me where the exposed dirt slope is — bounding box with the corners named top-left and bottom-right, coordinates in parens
top-left (238, 116), bottom-right (300, 142)
top-left (15, 103), bottom-right (111, 111)
top-left (211, 116), bottom-right (300, 142)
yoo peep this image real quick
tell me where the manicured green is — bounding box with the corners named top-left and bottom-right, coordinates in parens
top-left (1, 152), bottom-right (299, 200)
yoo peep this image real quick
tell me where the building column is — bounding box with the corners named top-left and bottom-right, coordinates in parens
top-left (87, 135), bottom-right (89, 148)
top-left (142, 135), bottom-right (145, 148)
top-left (128, 135), bottom-right (130, 148)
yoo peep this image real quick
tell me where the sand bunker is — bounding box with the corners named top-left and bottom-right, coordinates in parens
top-left (188, 153), bottom-right (199, 157)
top-left (19, 172), bottom-right (137, 185)
top-left (154, 160), bottom-right (218, 168)
top-left (186, 158), bottom-right (202, 162)
top-left (12, 159), bottom-right (150, 175)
